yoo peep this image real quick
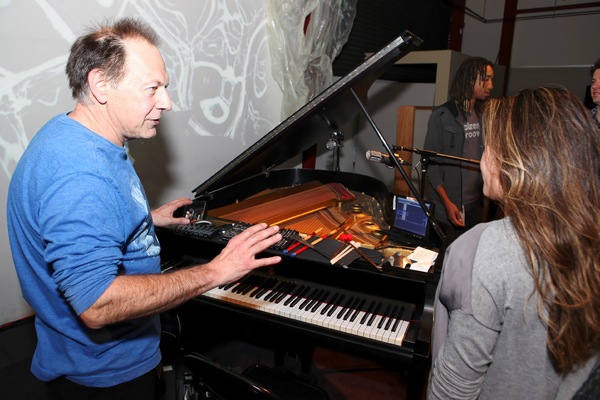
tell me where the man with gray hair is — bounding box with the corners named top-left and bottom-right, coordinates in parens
top-left (7, 18), bottom-right (282, 399)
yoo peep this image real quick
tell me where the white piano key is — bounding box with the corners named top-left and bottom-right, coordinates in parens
top-left (201, 277), bottom-right (411, 348)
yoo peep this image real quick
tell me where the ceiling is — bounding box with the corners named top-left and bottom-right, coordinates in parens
top-left (332, 0), bottom-right (452, 83)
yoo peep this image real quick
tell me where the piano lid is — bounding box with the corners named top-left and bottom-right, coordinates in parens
top-left (192, 30), bottom-right (423, 197)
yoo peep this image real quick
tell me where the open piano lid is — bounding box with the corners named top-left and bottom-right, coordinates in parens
top-left (192, 30), bottom-right (423, 197)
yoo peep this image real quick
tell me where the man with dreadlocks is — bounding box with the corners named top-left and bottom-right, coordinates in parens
top-left (422, 57), bottom-right (495, 239)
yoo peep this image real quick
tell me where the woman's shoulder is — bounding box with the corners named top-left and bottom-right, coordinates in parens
top-left (443, 219), bottom-right (520, 296)
top-left (446, 220), bottom-right (511, 262)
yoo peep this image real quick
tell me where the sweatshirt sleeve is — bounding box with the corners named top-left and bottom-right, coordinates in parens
top-left (428, 222), bottom-right (508, 399)
top-left (40, 172), bottom-right (127, 315)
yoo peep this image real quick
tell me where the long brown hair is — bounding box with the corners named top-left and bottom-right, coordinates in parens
top-left (482, 87), bottom-right (600, 372)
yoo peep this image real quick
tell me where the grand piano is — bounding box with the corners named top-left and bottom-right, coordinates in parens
top-left (157, 30), bottom-right (445, 396)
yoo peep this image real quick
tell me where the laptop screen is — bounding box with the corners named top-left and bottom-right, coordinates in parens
top-left (392, 196), bottom-right (433, 239)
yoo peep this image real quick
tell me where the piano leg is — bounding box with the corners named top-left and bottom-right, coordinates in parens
top-left (406, 363), bottom-right (429, 400)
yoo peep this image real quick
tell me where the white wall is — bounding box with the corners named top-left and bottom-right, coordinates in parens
top-left (462, 0), bottom-right (600, 99)
top-left (0, 0), bottom-right (283, 326)
top-left (316, 81), bottom-right (436, 193)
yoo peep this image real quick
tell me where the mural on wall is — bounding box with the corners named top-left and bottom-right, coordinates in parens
top-left (1, 0), bottom-right (279, 175)
top-left (0, 0), bottom-right (283, 325)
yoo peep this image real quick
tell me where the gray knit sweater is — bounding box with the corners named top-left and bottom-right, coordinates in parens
top-left (428, 219), bottom-right (597, 399)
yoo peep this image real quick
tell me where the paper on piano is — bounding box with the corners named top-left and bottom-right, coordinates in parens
top-left (407, 247), bottom-right (438, 272)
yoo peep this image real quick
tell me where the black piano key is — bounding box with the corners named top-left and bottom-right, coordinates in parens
top-left (254, 279), bottom-right (278, 299)
top-left (341, 300), bottom-right (354, 321)
top-left (307, 290), bottom-right (328, 314)
top-left (337, 296), bottom-right (355, 319)
top-left (273, 282), bottom-right (296, 303)
top-left (343, 297), bottom-right (361, 321)
top-left (367, 302), bottom-right (382, 326)
top-left (245, 282), bottom-right (263, 296)
top-left (284, 285), bottom-right (306, 307)
top-left (301, 291), bottom-right (315, 310)
top-left (321, 293), bottom-right (339, 315)
top-left (391, 306), bottom-right (405, 332)
top-left (377, 303), bottom-right (393, 329)
top-left (305, 289), bottom-right (327, 311)
top-left (263, 281), bottom-right (285, 302)
top-left (268, 282), bottom-right (286, 302)
top-left (233, 275), bottom-right (258, 294)
top-left (350, 298), bottom-right (366, 322)
top-left (245, 284), bottom-right (261, 296)
top-left (268, 281), bottom-right (289, 302)
top-left (360, 301), bottom-right (376, 325)
top-left (327, 294), bottom-right (345, 317)
top-left (302, 289), bottom-right (321, 310)
top-left (385, 305), bottom-right (398, 330)
top-left (228, 277), bottom-right (248, 293)
top-left (222, 281), bottom-right (238, 291)
top-left (310, 290), bottom-right (331, 313)
top-left (289, 286), bottom-right (311, 308)
top-left (262, 280), bottom-right (283, 299)
top-left (249, 278), bottom-right (273, 298)
top-left (306, 288), bottom-right (324, 308)
top-left (299, 288), bottom-right (320, 310)
top-left (230, 282), bottom-right (247, 294)
top-left (252, 279), bottom-right (270, 295)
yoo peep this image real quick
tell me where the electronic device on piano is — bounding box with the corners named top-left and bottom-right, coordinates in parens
top-left (157, 30), bottom-right (445, 379)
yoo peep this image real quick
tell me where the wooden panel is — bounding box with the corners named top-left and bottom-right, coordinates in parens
top-left (394, 106), bottom-right (431, 196)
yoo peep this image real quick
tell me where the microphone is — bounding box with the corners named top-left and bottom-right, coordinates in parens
top-left (393, 145), bottom-right (481, 164)
top-left (393, 145), bottom-right (438, 157)
top-left (366, 150), bottom-right (410, 167)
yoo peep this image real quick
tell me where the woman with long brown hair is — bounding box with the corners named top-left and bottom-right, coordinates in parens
top-left (428, 87), bottom-right (600, 399)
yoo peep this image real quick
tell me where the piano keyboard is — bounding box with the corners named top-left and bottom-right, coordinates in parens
top-left (201, 272), bottom-right (412, 347)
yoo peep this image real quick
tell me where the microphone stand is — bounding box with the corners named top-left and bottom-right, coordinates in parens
top-left (350, 89), bottom-right (446, 242)
top-left (393, 146), bottom-right (480, 198)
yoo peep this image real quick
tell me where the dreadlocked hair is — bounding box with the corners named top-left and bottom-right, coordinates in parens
top-left (450, 57), bottom-right (493, 119)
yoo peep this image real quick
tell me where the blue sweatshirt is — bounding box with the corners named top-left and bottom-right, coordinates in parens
top-left (7, 113), bottom-right (161, 387)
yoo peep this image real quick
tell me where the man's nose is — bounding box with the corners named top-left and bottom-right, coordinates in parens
top-left (158, 88), bottom-right (172, 111)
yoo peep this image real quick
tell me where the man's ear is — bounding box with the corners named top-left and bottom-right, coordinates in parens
top-left (88, 69), bottom-right (108, 105)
